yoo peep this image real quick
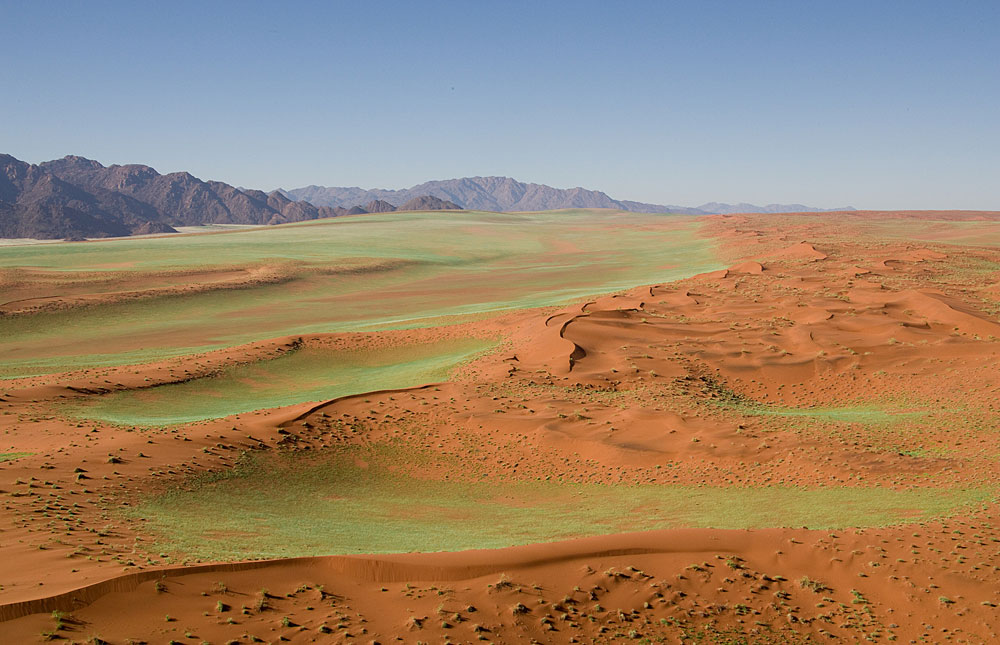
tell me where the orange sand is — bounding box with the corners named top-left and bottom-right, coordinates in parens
top-left (2, 211), bottom-right (1000, 643)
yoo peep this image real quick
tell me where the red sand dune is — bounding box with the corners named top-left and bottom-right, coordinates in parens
top-left (2, 211), bottom-right (1000, 642)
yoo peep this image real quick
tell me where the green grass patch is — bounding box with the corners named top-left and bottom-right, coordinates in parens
top-left (701, 376), bottom-right (928, 425)
top-left (900, 446), bottom-right (957, 459)
top-left (0, 452), bottom-right (33, 462)
top-left (68, 337), bottom-right (494, 425)
top-left (0, 211), bottom-right (723, 378)
top-left (130, 449), bottom-right (993, 561)
top-left (751, 405), bottom-right (928, 425)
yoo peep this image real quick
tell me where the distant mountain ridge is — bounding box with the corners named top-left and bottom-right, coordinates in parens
top-left (0, 154), bottom-right (459, 239)
top-left (283, 176), bottom-right (854, 215)
top-left (1, 153), bottom-right (853, 240)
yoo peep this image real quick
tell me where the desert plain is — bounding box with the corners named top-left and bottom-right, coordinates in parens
top-left (1, 208), bottom-right (1000, 643)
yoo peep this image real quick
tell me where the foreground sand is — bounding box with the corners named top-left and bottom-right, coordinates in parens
top-left (1, 211), bottom-right (1000, 643)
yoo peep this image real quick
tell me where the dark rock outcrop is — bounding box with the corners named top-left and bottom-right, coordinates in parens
top-left (1, 154), bottom-right (175, 239)
top-left (39, 155), bottom-right (340, 227)
top-left (397, 195), bottom-right (461, 211)
top-left (1, 154), bottom-right (344, 239)
top-left (364, 200), bottom-right (397, 213)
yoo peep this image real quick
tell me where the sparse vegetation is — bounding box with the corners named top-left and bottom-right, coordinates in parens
top-left (129, 446), bottom-right (991, 560)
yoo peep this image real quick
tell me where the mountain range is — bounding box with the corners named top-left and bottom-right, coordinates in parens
top-left (282, 176), bottom-right (854, 216)
top-left (1, 153), bottom-right (853, 240)
top-left (0, 154), bottom-right (459, 239)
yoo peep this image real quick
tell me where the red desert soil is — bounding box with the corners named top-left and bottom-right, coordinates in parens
top-left (2, 211), bottom-right (1000, 643)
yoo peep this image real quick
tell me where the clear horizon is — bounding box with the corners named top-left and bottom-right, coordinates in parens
top-left (2, 1), bottom-right (998, 210)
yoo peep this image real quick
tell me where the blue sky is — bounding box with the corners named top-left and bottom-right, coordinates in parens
top-left (2, 1), bottom-right (997, 209)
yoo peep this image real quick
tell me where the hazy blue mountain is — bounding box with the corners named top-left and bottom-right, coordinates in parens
top-left (694, 202), bottom-right (855, 215)
top-left (283, 176), bottom-right (853, 215)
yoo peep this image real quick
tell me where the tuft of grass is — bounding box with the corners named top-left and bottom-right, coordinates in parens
top-left (799, 576), bottom-right (829, 592)
top-left (254, 589), bottom-right (269, 612)
top-left (493, 574), bottom-right (514, 591)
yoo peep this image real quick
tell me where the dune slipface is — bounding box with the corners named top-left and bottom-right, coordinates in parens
top-left (1, 210), bottom-right (1000, 643)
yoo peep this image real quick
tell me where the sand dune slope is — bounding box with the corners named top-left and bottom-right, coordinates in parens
top-left (2, 212), bottom-right (1000, 643)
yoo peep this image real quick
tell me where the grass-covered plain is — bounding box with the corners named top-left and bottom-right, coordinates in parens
top-left (132, 449), bottom-right (993, 561)
top-left (70, 337), bottom-right (494, 425)
top-left (0, 210), bottom-right (722, 377)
